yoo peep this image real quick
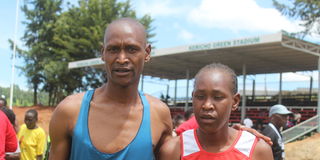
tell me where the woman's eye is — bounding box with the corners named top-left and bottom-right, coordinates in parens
top-left (195, 95), bottom-right (205, 100)
top-left (214, 96), bottom-right (224, 100)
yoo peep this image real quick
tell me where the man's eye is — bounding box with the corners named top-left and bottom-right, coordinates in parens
top-left (107, 47), bottom-right (119, 53)
top-left (127, 46), bottom-right (138, 53)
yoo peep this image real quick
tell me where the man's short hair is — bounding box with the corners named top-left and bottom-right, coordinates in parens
top-left (194, 63), bottom-right (238, 94)
top-left (26, 109), bottom-right (38, 119)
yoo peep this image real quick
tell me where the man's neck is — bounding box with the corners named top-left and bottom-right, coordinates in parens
top-left (270, 122), bottom-right (281, 130)
top-left (99, 82), bottom-right (140, 105)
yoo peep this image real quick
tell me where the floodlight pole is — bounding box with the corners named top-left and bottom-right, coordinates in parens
top-left (9, 0), bottom-right (20, 110)
top-left (318, 57), bottom-right (320, 132)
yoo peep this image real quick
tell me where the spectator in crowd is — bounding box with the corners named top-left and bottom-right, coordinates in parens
top-left (172, 114), bottom-right (185, 136)
top-left (243, 116), bottom-right (253, 128)
top-left (293, 112), bottom-right (301, 125)
top-left (254, 119), bottom-right (265, 133)
top-left (173, 114), bottom-right (185, 129)
top-left (262, 104), bottom-right (292, 160)
top-left (0, 98), bottom-right (6, 107)
top-left (0, 110), bottom-right (17, 160)
top-left (1, 107), bottom-right (20, 160)
top-left (159, 63), bottom-right (273, 160)
top-left (175, 108), bottom-right (199, 136)
top-left (0, 98), bottom-right (18, 132)
top-left (18, 109), bottom-right (46, 160)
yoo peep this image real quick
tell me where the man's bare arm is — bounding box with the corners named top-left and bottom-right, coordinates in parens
top-left (147, 95), bottom-right (173, 159)
top-left (252, 139), bottom-right (274, 160)
top-left (49, 95), bottom-right (81, 160)
top-left (233, 124), bottom-right (272, 145)
top-left (158, 137), bottom-right (180, 160)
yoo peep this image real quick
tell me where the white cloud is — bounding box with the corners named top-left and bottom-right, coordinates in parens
top-left (187, 0), bottom-right (303, 33)
top-left (131, 0), bottom-right (192, 18)
top-left (282, 72), bottom-right (312, 82)
top-left (132, 0), bottom-right (188, 17)
top-left (173, 23), bottom-right (194, 41)
top-left (179, 29), bottom-right (194, 41)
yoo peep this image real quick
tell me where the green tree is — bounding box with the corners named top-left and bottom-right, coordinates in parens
top-left (13, 0), bottom-right (154, 106)
top-left (273, 0), bottom-right (320, 37)
top-left (17, 0), bottom-right (63, 105)
top-left (0, 85), bottom-right (48, 107)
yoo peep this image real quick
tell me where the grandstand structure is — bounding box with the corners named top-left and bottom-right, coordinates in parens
top-left (68, 31), bottom-right (320, 132)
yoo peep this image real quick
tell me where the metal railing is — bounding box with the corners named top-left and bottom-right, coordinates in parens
top-left (282, 115), bottom-right (319, 144)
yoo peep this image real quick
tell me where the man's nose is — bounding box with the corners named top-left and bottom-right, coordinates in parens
top-left (116, 50), bottom-right (129, 64)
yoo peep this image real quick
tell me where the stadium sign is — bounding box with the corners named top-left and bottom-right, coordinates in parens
top-left (188, 37), bottom-right (260, 51)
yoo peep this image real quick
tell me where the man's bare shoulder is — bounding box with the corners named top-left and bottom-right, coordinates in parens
top-left (52, 92), bottom-right (86, 124)
top-left (252, 138), bottom-right (274, 160)
top-left (56, 92), bottom-right (85, 112)
top-left (144, 94), bottom-right (170, 114)
top-left (50, 92), bottom-right (86, 134)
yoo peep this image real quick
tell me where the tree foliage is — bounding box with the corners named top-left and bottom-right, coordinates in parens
top-left (0, 85), bottom-right (48, 107)
top-left (273, 0), bottom-right (320, 37)
top-left (14, 0), bottom-right (154, 106)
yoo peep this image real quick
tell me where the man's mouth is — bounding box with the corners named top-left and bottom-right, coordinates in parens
top-left (112, 68), bottom-right (132, 76)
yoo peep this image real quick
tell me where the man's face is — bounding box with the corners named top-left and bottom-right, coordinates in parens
top-left (0, 100), bottom-right (4, 108)
top-left (102, 22), bottom-right (150, 87)
top-left (24, 112), bottom-right (37, 129)
top-left (192, 70), bottom-right (239, 133)
top-left (274, 114), bottom-right (288, 128)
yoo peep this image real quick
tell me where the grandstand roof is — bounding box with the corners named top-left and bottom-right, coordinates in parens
top-left (68, 32), bottom-right (320, 80)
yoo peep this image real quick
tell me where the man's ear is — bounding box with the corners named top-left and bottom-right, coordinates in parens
top-left (101, 43), bottom-right (105, 61)
top-left (145, 44), bottom-right (151, 62)
top-left (231, 93), bottom-right (240, 111)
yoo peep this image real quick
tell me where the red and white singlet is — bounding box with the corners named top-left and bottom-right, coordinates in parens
top-left (180, 129), bottom-right (258, 160)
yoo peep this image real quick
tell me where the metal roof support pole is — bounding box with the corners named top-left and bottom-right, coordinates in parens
top-left (318, 57), bottom-right (320, 132)
top-left (174, 80), bottom-right (177, 106)
top-left (241, 64), bottom-right (246, 122)
top-left (185, 69), bottom-right (190, 112)
top-left (309, 76), bottom-right (313, 101)
top-left (166, 84), bottom-right (170, 105)
top-left (279, 72), bottom-right (282, 104)
top-left (252, 79), bottom-right (256, 101)
top-left (140, 74), bottom-right (144, 91)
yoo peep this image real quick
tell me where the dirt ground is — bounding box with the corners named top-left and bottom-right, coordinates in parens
top-left (12, 106), bottom-right (320, 160)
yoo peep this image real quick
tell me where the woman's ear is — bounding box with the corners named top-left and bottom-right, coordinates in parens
top-left (231, 93), bottom-right (240, 111)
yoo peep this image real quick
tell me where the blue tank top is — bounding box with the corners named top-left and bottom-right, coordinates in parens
top-left (70, 90), bottom-right (154, 160)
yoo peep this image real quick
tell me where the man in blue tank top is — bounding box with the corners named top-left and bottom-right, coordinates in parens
top-left (48, 18), bottom-right (173, 160)
top-left (48, 18), bottom-right (271, 160)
